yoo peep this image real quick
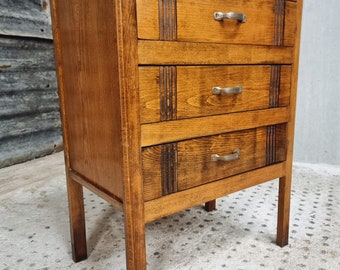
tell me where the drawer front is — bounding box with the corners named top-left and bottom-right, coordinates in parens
top-left (139, 65), bottom-right (291, 123)
top-left (137, 0), bottom-right (297, 46)
top-left (177, 128), bottom-right (267, 190)
top-left (177, 0), bottom-right (294, 46)
top-left (142, 125), bottom-right (286, 201)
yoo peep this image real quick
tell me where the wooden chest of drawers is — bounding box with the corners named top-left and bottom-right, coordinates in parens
top-left (51, 0), bottom-right (303, 269)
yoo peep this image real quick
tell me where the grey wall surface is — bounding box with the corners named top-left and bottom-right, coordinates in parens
top-left (294, 0), bottom-right (340, 165)
top-left (0, 0), bottom-right (62, 168)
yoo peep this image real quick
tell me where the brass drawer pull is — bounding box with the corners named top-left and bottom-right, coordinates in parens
top-left (211, 149), bottom-right (240, 162)
top-left (212, 86), bottom-right (243, 95)
top-left (214, 12), bottom-right (247, 23)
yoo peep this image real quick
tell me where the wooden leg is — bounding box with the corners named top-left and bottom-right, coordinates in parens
top-left (123, 177), bottom-right (146, 269)
top-left (276, 176), bottom-right (292, 247)
top-left (124, 214), bottom-right (146, 270)
top-left (204, 200), bottom-right (216, 212)
top-left (66, 175), bottom-right (87, 262)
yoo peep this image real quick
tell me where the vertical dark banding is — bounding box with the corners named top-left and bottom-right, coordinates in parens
top-left (267, 64), bottom-right (282, 165)
top-left (159, 66), bottom-right (177, 121)
top-left (269, 65), bottom-right (281, 108)
top-left (266, 125), bottom-right (277, 165)
top-left (159, 0), bottom-right (177, 41)
top-left (274, 0), bottom-right (285, 46)
top-left (161, 143), bottom-right (178, 196)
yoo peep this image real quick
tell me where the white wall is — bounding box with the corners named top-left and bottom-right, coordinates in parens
top-left (294, 0), bottom-right (340, 165)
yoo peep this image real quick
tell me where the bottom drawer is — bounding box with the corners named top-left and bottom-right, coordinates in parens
top-left (142, 126), bottom-right (286, 201)
top-left (177, 127), bottom-right (267, 190)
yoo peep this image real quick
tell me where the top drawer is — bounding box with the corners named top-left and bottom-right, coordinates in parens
top-left (137, 0), bottom-right (297, 46)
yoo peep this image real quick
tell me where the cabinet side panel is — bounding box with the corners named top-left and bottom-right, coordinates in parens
top-left (51, 0), bottom-right (124, 200)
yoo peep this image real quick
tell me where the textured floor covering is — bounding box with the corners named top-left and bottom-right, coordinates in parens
top-left (0, 152), bottom-right (339, 270)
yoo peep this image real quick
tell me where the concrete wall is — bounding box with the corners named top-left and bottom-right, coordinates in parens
top-left (294, 0), bottom-right (340, 165)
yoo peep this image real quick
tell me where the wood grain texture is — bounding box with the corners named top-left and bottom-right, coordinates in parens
top-left (114, 1), bottom-right (147, 268)
top-left (279, 66), bottom-right (292, 107)
top-left (176, 0), bottom-right (279, 45)
top-left (66, 175), bottom-right (87, 262)
top-left (142, 146), bottom-right (163, 201)
top-left (136, 0), bottom-right (159, 39)
top-left (274, 0), bottom-right (286, 46)
top-left (142, 143), bottom-right (178, 201)
top-left (277, 0), bottom-right (304, 247)
top-left (161, 143), bottom-right (178, 195)
top-left (137, 0), bottom-right (296, 46)
top-left (138, 41), bottom-right (294, 65)
top-left (139, 67), bottom-right (161, 123)
top-left (51, 0), bottom-right (303, 267)
top-left (144, 162), bottom-right (286, 223)
top-left (177, 128), bottom-right (267, 190)
top-left (140, 65), bottom-right (292, 123)
top-left (266, 124), bottom-right (288, 165)
top-left (68, 170), bottom-right (123, 211)
top-left (275, 124), bottom-right (288, 162)
top-left (141, 107), bottom-right (289, 147)
top-left (284, 1), bottom-right (298, 46)
top-left (176, 65), bottom-right (285, 119)
top-left (159, 0), bottom-right (177, 41)
top-left (138, 0), bottom-right (178, 41)
top-left (51, 0), bottom-right (125, 200)
top-left (115, 1), bottom-right (147, 268)
top-left (143, 124), bottom-right (286, 200)
top-left (159, 66), bottom-right (177, 121)
top-left (51, 0), bottom-right (146, 268)
top-left (142, 126), bottom-right (286, 201)
top-left (267, 62), bottom-right (291, 164)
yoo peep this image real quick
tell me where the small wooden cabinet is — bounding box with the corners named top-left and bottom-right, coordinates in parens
top-left (50, 0), bottom-right (303, 269)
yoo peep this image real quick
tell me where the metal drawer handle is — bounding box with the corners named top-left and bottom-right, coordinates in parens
top-left (212, 86), bottom-right (243, 95)
top-left (214, 12), bottom-right (247, 23)
top-left (211, 149), bottom-right (240, 162)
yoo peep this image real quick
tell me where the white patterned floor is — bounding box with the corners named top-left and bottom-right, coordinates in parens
top-left (0, 152), bottom-right (339, 270)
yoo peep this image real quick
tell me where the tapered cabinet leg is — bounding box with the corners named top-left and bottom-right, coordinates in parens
top-left (122, 153), bottom-right (147, 269)
top-left (276, 176), bottom-right (292, 247)
top-left (204, 200), bottom-right (217, 212)
top-left (66, 175), bottom-right (87, 262)
top-left (124, 209), bottom-right (146, 270)
top-left (123, 172), bottom-right (146, 270)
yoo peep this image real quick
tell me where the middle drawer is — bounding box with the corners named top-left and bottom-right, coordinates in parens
top-left (139, 65), bottom-right (291, 123)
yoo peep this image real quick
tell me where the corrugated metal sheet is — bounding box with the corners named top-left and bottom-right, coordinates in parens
top-left (0, 0), bottom-right (52, 39)
top-left (0, 0), bottom-right (62, 168)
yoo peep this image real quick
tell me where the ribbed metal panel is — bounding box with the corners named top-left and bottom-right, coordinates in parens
top-left (0, 0), bottom-right (52, 39)
top-left (0, 0), bottom-right (62, 168)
